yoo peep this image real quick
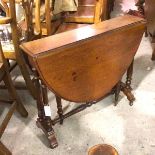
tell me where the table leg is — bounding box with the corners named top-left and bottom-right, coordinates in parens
top-left (126, 60), bottom-right (134, 90)
top-left (114, 81), bottom-right (121, 106)
top-left (33, 69), bottom-right (58, 149)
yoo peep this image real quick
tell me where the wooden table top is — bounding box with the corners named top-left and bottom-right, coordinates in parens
top-left (20, 15), bottom-right (146, 102)
top-left (20, 15), bottom-right (146, 57)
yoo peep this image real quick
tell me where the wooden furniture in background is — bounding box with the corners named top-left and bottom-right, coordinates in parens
top-left (21, 15), bottom-right (145, 148)
top-left (144, 0), bottom-right (155, 60)
top-left (135, 0), bottom-right (145, 15)
top-left (64, 0), bottom-right (114, 24)
top-left (37, 0), bottom-right (115, 36)
top-left (0, 41), bottom-right (28, 155)
top-left (0, 0), bottom-right (39, 98)
top-left (88, 144), bottom-right (119, 155)
top-left (135, 0), bottom-right (155, 60)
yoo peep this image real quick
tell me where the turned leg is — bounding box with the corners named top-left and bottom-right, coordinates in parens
top-left (126, 60), bottom-right (134, 90)
top-left (114, 81), bottom-right (121, 106)
top-left (41, 81), bottom-right (48, 106)
top-left (122, 60), bottom-right (135, 106)
top-left (33, 69), bottom-right (58, 149)
top-left (56, 96), bottom-right (64, 125)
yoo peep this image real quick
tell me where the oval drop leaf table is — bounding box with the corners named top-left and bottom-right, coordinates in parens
top-left (20, 15), bottom-right (146, 148)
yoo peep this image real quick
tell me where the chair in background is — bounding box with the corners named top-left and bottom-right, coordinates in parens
top-left (0, 41), bottom-right (28, 155)
top-left (36, 0), bottom-right (115, 36)
top-left (0, 0), bottom-right (41, 98)
top-left (21, 15), bottom-right (146, 148)
top-left (63, 0), bottom-right (114, 24)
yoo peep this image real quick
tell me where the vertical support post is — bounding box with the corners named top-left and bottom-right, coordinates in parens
top-left (126, 60), bottom-right (134, 90)
top-left (56, 96), bottom-right (63, 125)
top-left (114, 81), bottom-right (121, 106)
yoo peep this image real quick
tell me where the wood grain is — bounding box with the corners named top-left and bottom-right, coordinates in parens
top-left (21, 15), bottom-right (146, 102)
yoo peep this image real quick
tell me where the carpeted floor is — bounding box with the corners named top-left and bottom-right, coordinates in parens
top-left (1, 0), bottom-right (155, 155)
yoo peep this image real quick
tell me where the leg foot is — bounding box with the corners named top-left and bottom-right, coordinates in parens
top-left (36, 118), bottom-right (58, 149)
top-left (121, 82), bottom-right (135, 105)
top-left (126, 60), bottom-right (134, 90)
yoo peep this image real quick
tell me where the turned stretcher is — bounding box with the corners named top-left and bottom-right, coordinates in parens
top-left (21, 15), bottom-right (146, 148)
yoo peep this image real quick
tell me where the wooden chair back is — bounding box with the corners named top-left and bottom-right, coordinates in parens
top-left (0, 0), bottom-right (20, 59)
top-left (21, 15), bottom-right (146, 103)
top-left (64, 0), bottom-right (109, 23)
top-left (0, 0), bottom-right (41, 41)
top-left (37, 0), bottom-right (114, 36)
top-left (0, 0), bottom-right (37, 98)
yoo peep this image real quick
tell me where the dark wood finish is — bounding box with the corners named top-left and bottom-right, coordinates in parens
top-left (88, 144), bottom-right (119, 155)
top-left (56, 96), bottom-right (63, 124)
top-left (126, 60), bottom-right (134, 90)
top-left (121, 82), bottom-right (135, 106)
top-left (114, 81), bottom-right (121, 106)
top-left (0, 41), bottom-right (28, 154)
top-left (21, 15), bottom-right (145, 148)
top-left (33, 68), bottom-right (58, 149)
